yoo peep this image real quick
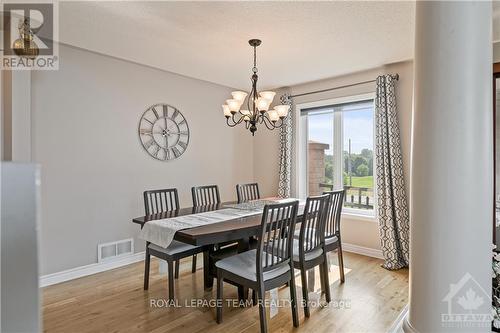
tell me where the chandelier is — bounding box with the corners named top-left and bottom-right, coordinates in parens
top-left (13, 18), bottom-right (39, 60)
top-left (222, 39), bottom-right (290, 135)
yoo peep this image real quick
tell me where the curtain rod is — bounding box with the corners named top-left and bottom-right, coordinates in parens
top-left (289, 73), bottom-right (399, 99)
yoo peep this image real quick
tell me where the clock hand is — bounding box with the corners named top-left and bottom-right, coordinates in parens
top-left (140, 130), bottom-right (163, 135)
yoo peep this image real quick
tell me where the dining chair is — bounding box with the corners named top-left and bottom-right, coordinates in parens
top-left (191, 185), bottom-right (224, 250)
top-left (215, 200), bottom-right (300, 332)
top-left (191, 184), bottom-right (242, 287)
top-left (191, 185), bottom-right (221, 206)
top-left (291, 194), bottom-right (331, 318)
top-left (144, 188), bottom-right (185, 278)
top-left (323, 189), bottom-right (346, 283)
top-left (236, 182), bottom-right (261, 249)
top-left (236, 182), bottom-right (260, 203)
top-left (143, 188), bottom-right (204, 300)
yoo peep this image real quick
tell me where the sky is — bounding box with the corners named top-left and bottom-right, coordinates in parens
top-left (307, 106), bottom-right (374, 155)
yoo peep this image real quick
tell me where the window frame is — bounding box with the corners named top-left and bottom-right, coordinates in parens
top-left (294, 92), bottom-right (377, 220)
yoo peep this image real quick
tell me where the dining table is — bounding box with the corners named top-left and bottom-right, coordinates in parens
top-left (132, 199), bottom-right (305, 297)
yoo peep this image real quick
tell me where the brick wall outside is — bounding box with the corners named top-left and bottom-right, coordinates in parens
top-left (308, 141), bottom-right (330, 196)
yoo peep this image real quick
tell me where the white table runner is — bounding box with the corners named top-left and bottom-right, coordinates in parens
top-left (139, 198), bottom-right (305, 249)
top-left (139, 208), bottom-right (261, 248)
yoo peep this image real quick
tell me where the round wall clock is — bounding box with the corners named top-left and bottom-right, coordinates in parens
top-left (138, 103), bottom-right (190, 161)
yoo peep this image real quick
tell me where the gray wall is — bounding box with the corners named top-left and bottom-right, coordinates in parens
top-left (32, 45), bottom-right (254, 275)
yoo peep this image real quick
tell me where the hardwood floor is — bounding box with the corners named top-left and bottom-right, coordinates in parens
top-left (42, 251), bottom-right (408, 333)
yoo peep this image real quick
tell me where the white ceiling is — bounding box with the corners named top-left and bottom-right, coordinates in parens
top-left (59, 1), bottom-right (417, 90)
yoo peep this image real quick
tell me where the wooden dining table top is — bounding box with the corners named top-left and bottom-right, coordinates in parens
top-left (132, 200), bottom-right (303, 246)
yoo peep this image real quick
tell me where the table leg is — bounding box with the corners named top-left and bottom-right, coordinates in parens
top-left (237, 238), bottom-right (250, 304)
top-left (237, 237), bottom-right (250, 252)
top-left (203, 250), bottom-right (213, 291)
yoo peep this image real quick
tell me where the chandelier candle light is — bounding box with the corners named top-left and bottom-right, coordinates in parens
top-left (222, 39), bottom-right (290, 135)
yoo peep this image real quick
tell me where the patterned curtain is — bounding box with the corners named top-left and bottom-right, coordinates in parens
top-left (375, 74), bottom-right (410, 270)
top-left (278, 93), bottom-right (293, 198)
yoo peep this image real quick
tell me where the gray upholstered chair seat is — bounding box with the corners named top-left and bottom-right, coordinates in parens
top-left (294, 244), bottom-right (323, 262)
top-left (215, 249), bottom-right (290, 282)
top-left (294, 228), bottom-right (338, 247)
top-left (268, 240), bottom-right (323, 262)
top-left (148, 241), bottom-right (200, 255)
top-left (325, 235), bottom-right (339, 246)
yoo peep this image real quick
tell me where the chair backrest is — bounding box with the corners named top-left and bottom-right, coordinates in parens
top-left (323, 189), bottom-right (345, 239)
top-left (297, 194), bottom-right (330, 258)
top-left (191, 185), bottom-right (221, 207)
top-left (191, 204), bottom-right (219, 215)
top-left (143, 188), bottom-right (179, 215)
top-left (256, 200), bottom-right (299, 278)
top-left (236, 183), bottom-right (260, 203)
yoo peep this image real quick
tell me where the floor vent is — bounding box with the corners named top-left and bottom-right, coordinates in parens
top-left (98, 238), bottom-right (134, 263)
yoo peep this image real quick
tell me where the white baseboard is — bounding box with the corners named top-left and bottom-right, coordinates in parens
top-left (40, 251), bottom-right (145, 288)
top-left (388, 304), bottom-right (409, 333)
top-left (342, 243), bottom-right (384, 259)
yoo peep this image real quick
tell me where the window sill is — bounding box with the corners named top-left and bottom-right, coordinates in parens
top-left (342, 211), bottom-right (378, 223)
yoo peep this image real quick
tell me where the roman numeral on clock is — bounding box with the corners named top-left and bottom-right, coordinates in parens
top-left (172, 147), bottom-right (181, 158)
top-left (143, 118), bottom-right (154, 125)
top-left (163, 105), bottom-right (168, 118)
top-left (171, 109), bottom-right (179, 120)
top-left (151, 107), bottom-right (159, 119)
top-left (144, 139), bottom-right (156, 149)
top-left (151, 144), bottom-right (160, 156)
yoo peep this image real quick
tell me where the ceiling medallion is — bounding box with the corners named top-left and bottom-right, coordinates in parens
top-left (222, 39), bottom-right (290, 136)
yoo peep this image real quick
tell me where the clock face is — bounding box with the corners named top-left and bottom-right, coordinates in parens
top-left (138, 103), bottom-right (190, 161)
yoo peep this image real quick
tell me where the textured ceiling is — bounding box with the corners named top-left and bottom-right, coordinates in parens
top-left (59, 1), bottom-right (417, 90)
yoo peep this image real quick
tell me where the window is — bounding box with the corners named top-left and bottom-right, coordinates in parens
top-left (297, 94), bottom-right (375, 216)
